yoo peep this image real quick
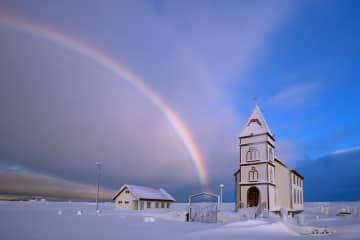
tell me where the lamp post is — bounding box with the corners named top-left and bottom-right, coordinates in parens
top-left (219, 184), bottom-right (224, 211)
top-left (96, 162), bottom-right (102, 212)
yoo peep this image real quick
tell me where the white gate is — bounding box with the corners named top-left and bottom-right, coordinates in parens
top-left (188, 192), bottom-right (219, 223)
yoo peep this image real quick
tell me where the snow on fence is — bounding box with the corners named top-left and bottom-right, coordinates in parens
top-left (188, 192), bottom-right (219, 223)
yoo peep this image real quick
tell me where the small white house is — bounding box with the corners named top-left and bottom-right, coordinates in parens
top-left (112, 184), bottom-right (175, 210)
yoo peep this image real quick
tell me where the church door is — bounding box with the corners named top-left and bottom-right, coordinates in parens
top-left (247, 187), bottom-right (259, 207)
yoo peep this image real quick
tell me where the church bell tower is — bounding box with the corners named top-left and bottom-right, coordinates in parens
top-left (234, 104), bottom-right (276, 211)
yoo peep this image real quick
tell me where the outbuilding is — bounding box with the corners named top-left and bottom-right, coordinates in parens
top-left (112, 184), bottom-right (175, 210)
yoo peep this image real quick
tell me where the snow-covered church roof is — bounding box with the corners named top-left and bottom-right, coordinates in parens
top-left (240, 104), bottom-right (273, 138)
top-left (112, 184), bottom-right (176, 201)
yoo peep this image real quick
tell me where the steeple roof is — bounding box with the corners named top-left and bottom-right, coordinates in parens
top-left (240, 104), bottom-right (273, 137)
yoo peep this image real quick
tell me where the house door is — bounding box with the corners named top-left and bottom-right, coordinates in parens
top-left (140, 201), bottom-right (144, 210)
top-left (247, 187), bottom-right (259, 207)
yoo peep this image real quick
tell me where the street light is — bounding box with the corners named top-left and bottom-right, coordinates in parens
top-left (96, 162), bottom-right (102, 212)
top-left (219, 184), bottom-right (224, 211)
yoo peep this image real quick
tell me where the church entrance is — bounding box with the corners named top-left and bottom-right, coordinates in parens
top-left (247, 187), bottom-right (259, 207)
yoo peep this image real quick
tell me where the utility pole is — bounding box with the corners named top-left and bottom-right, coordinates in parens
top-left (96, 162), bottom-right (102, 212)
top-left (219, 184), bottom-right (224, 211)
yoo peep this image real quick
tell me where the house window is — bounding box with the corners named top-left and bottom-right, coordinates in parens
top-left (125, 201), bottom-right (129, 204)
top-left (293, 175), bottom-right (296, 184)
top-left (161, 202), bottom-right (165, 208)
top-left (248, 167), bottom-right (259, 182)
top-left (166, 202), bottom-right (170, 208)
top-left (147, 201), bottom-right (151, 208)
top-left (155, 202), bottom-right (159, 208)
top-left (246, 147), bottom-right (260, 161)
top-left (118, 201), bottom-right (122, 204)
top-left (125, 190), bottom-right (130, 194)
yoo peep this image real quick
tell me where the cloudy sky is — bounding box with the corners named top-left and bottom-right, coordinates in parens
top-left (0, 0), bottom-right (359, 201)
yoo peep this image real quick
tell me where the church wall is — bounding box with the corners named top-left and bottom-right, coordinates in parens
top-left (274, 161), bottom-right (291, 210)
top-left (235, 171), bottom-right (241, 209)
top-left (240, 134), bottom-right (268, 145)
top-left (268, 185), bottom-right (276, 211)
top-left (240, 134), bottom-right (275, 146)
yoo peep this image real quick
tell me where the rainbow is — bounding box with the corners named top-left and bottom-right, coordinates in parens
top-left (0, 14), bottom-right (209, 186)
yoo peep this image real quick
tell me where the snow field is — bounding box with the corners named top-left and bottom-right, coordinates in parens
top-left (0, 201), bottom-right (359, 239)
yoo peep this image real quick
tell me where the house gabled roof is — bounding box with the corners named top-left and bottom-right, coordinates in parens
top-left (240, 104), bottom-right (273, 138)
top-left (112, 184), bottom-right (176, 201)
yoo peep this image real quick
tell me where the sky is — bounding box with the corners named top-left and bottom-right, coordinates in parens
top-left (0, 0), bottom-right (360, 201)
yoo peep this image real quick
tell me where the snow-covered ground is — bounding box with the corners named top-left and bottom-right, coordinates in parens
top-left (0, 201), bottom-right (359, 240)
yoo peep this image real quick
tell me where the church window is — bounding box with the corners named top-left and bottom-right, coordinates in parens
top-left (297, 190), bottom-right (299, 204)
top-left (269, 147), bottom-right (274, 161)
top-left (270, 169), bottom-right (273, 183)
top-left (246, 147), bottom-right (260, 161)
top-left (248, 167), bottom-right (259, 182)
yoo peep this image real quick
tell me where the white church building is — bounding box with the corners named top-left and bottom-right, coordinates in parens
top-left (234, 105), bottom-right (304, 213)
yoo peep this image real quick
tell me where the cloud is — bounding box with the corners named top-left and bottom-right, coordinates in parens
top-left (330, 146), bottom-right (360, 155)
top-left (0, 0), bottom-right (294, 198)
top-left (268, 81), bottom-right (322, 108)
top-left (298, 147), bottom-right (360, 201)
top-left (0, 28), bottom-right (198, 191)
top-left (276, 140), bottom-right (310, 167)
top-left (0, 170), bottom-right (114, 200)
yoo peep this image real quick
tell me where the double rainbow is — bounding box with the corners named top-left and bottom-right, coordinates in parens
top-left (0, 14), bottom-right (209, 186)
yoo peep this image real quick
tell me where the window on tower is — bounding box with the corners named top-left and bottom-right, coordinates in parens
top-left (246, 147), bottom-right (260, 161)
top-left (269, 147), bottom-right (274, 161)
top-left (248, 167), bottom-right (259, 182)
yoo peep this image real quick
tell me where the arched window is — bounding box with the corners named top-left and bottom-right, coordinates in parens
top-left (246, 147), bottom-right (260, 161)
top-left (248, 167), bottom-right (259, 182)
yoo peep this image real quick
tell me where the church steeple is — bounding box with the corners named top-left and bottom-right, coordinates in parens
top-left (240, 104), bottom-right (273, 138)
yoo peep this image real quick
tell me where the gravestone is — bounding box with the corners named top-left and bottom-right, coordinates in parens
top-left (280, 208), bottom-right (288, 221)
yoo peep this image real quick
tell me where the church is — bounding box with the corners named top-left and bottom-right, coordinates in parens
top-left (234, 105), bottom-right (304, 214)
